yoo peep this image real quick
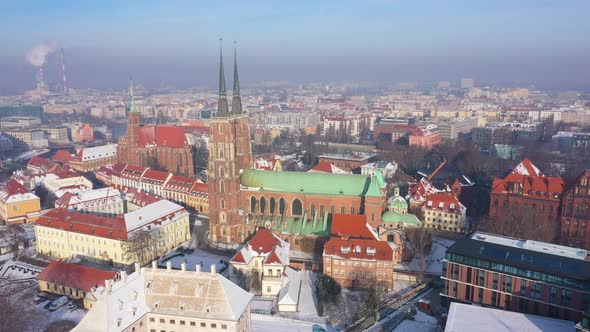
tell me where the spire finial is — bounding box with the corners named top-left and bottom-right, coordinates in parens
top-left (216, 39), bottom-right (229, 117)
top-left (231, 41), bottom-right (243, 115)
top-left (218, 38), bottom-right (226, 97)
top-left (129, 75), bottom-right (137, 113)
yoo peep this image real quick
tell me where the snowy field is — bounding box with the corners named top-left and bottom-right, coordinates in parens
top-left (252, 313), bottom-right (337, 332)
top-left (159, 248), bottom-right (228, 273)
top-left (394, 238), bottom-right (455, 275)
top-left (393, 310), bottom-right (438, 332)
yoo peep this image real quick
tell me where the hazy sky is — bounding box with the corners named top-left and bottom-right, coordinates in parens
top-left (2, 0), bottom-right (590, 93)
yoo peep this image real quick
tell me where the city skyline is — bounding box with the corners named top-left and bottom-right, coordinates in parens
top-left (1, 0), bottom-right (590, 93)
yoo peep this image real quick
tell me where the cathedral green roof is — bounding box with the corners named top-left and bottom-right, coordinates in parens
top-left (381, 211), bottom-right (422, 227)
top-left (250, 210), bottom-right (331, 236)
top-left (240, 170), bottom-right (379, 197)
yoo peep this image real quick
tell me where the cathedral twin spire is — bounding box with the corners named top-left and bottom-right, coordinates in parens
top-left (128, 76), bottom-right (137, 113)
top-left (216, 39), bottom-right (242, 117)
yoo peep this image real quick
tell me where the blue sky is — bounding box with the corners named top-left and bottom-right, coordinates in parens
top-left (1, 0), bottom-right (590, 92)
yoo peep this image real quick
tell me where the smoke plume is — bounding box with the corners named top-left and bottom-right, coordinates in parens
top-left (26, 42), bottom-right (57, 67)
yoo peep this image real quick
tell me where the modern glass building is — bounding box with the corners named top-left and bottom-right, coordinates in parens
top-left (0, 105), bottom-right (44, 119)
top-left (441, 232), bottom-right (590, 322)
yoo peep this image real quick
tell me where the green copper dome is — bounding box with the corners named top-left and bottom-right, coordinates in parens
top-left (388, 196), bottom-right (408, 211)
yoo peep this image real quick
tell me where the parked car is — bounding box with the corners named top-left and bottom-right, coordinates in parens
top-left (44, 300), bottom-right (54, 309)
top-left (34, 297), bottom-right (46, 305)
top-left (49, 296), bottom-right (68, 311)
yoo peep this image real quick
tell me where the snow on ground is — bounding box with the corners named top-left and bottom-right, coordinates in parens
top-left (0, 261), bottom-right (41, 279)
top-left (252, 313), bottom-right (337, 332)
top-left (297, 271), bottom-right (319, 316)
top-left (394, 310), bottom-right (438, 332)
top-left (159, 248), bottom-right (227, 273)
top-left (394, 238), bottom-right (455, 275)
top-left (27, 296), bottom-right (87, 332)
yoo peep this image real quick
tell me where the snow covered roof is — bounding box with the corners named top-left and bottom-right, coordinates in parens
top-left (444, 302), bottom-right (575, 332)
top-left (308, 161), bottom-right (349, 174)
top-left (278, 267), bottom-right (301, 307)
top-left (230, 229), bottom-right (290, 266)
top-left (0, 179), bottom-right (39, 203)
top-left (75, 144), bottom-right (117, 162)
top-left (511, 157), bottom-right (542, 176)
top-left (123, 200), bottom-right (186, 233)
top-left (55, 187), bottom-right (122, 207)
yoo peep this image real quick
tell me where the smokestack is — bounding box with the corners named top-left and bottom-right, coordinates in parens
top-left (61, 48), bottom-right (68, 93)
top-left (38, 67), bottom-right (44, 93)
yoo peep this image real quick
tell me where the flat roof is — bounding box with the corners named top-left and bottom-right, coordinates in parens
top-left (318, 152), bottom-right (377, 161)
top-left (445, 303), bottom-right (575, 332)
top-left (470, 232), bottom-right (587, 261)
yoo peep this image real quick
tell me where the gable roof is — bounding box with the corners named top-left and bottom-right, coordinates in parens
top-left (0, 179), bottom-right (38, 202)
top-left (38, 261), bottom-right (116, 292)
top-left (52, 150), bottom-right (73, 163)
top-left (36, 209), bottom-right (128, 240)
top-left (491, 173), bottom-right (565, 199)
top-left (137, 125), bottom-right (187, 148)
top-left (331, 214), bottom-right (378, 239)
top-left (323, 237), bottom-right (395, 261)
top-left (424, 193), bottom-right (465, 214)
top-left (308, 161), bottom-right (349, 174)
top-left (511, 157), bottom-right (542, 176)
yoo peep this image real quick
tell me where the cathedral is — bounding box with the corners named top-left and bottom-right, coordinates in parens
top-left (116, 81), bottom-right (194, 177)
top-left (208, 43), bottom-right (388, 254)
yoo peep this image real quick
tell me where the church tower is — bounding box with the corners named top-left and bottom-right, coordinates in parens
top-left (208, 41), bottom-right (252, 248)
top-left (127, 77), bottom-right (140, 147)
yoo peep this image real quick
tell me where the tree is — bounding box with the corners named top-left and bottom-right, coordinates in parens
top-left (156, 110), bottom-right (166, 124)
top-left (482, 205), bottom-right (558, 243)
top-left (356, 275), bottom-right (389, 323)
top-left (406, 226), bottom-right (433, 283)
top-left (246, 270), bottom-right (262, 294)
top-left (315, 274), bottom-right (341, 316)
top-left (0, 292), bottom-right (33, 331)
top-left (5, 225), bottom-right (25, 258)
top-left (124, 229), bottom-right (157, 266)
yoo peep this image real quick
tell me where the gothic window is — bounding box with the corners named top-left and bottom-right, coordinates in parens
top-left (220, 199), bottom-right (225, 210)
top-left (270, 197), bottom-right (276, 214)
top-left (250, 196), bottom-right (257, 213)
top-left (219, 167), bottom-right (225, 178)
top-left (219, 124), bottom-right (224, 134)
top-left (576, 202), bottom-right (590, 219)
top-left (260, 197), bottom-right (267, 214)
top-left (220, 181), bottom-right (225, 194)
top-left (279, 198), bottom-right (286, 214)
top-left (218, 146), bottom-right (224, 159)
top-left (341, 205), bottom-right (345, 214)
top-left (311, 204), bottom-right (315, 216)
top-left (292, 198), bottom-right (303, 216)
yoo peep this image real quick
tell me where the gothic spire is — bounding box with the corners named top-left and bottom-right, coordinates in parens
top-left (129, 76), bottom-right (137, 113)
top-left (231, 41), bottom-right (243, 115)
top-left (216, 39), bottom-right (229, 117)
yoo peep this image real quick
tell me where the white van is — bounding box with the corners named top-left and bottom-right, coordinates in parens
top-left (48, 296), bottom-right (68, 311)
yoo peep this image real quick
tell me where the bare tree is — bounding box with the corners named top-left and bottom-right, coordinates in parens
top-left (0, 292), bottom-right (32, 331)
top-left (356, 275), bottom-right (389, 323)
top-left (6, 225), bottom-right (25, 259)
top-left (246, 270), bottom-right (262, 295)
top-left (482, 205), bottom-right (558, 243)
top-left (315, 274), bottom-right (341, 316)
top-left (406, 226), bottom-right (433, 283)
top-left (124, 229), bottom-right (157, 265)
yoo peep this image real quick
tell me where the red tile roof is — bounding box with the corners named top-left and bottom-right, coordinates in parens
top-left (36, 208), bottom-right (128, 240)
top-left (52, 150), bottom-right (73, 163)
top-left (164, 175), bottom-right (196, 192)
top-left (28, 156), bottom-right (59, 172)
top-left (141, 169), bottom-right (169, 182)
top-left (248, 228), bottom-right (282, 253)
top-left (427, 161), bottom-right (447, 181)
top-left (231, 251), bottom-right (246, 263)
top-left (37, 261), bottom-right (116, 292)
top-left (423, 193), bottom-right (464, 213)
top-left (264, 251), bottom-right (282, 264)
top-left (491, 173), bottom-right (565, 200)
top-left (137, 125), bottom-right (187, 148)
top-left (310, 161), bottom-right (335, 173)
top-left (190, 182), bottom-right (208, 194)
top-left (331, 214), bottom-right (377, 239)
top-left (511, 158), bottom-right (542, 176)
top-left (1, 179), bottom-right (31, 197)
top-left (324, 237), bottom-right (394, 261)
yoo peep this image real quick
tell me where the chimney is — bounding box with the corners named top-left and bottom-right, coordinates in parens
top-left (61, 48), bottom-right (68, 93)
top-left (121, 270), bottom-right (127, 282)
top-left (104, 279), bottom-right (112, 294)
top-left (196, 264), bottom-right (201, 272)
top-left (134, 262), bottom-right (141, 273)
top-left (166, 261), bottom-right (172, 271)
top-left (211, 264), bottom-right (217, 274)
top-left (151, 261), bottom-right (157, 271)
top-left (181, 263), bottom-right (186, 272)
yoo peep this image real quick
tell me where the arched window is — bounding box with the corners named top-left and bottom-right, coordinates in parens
top-left (260, 197), bottom-right (267, 214)
top-left (279, 198), bottom-right (286, 215)
top-left (270, 197), bottom-right (276, 214)
top-left (576, 202), bottom-right (590, 219)
top-left (219, 167), bottom-right (225, 178)
top-left (250, 196), bottom-right (257, 213)
top-left (311, 204), bottom-right (316, 216)
top-left (220, 198), bottom-right (225, 210)
top-left (220, 181), bottom-right (225, 194)
top-left (292, 198), bottom-right (303, 216)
